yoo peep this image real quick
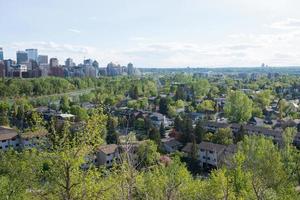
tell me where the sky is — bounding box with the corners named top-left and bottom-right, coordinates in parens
top-left (1, 0), bottom-right (300, 67)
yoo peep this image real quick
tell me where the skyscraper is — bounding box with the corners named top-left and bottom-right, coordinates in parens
top-left (65, 58), bottom-right (75, 67)
top-left (16, 51), bottom-right (28, 64)
top-left (25, 49), bottom-right (38, 61)
top-left (49, 58), bottom-right (59, 68)
top-left (38, 55), bottom-right (48, 64)
top-left (0, 47), bottom-right (3, 60)
top-left (83, 59), bottom-right (93, 66)
top-left (127, 63), bottom-right (134, 75)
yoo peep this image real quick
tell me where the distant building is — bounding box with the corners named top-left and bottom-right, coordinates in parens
top-left (0, 47), bottom-right (3, 60)
top-left (0, 61), bottom-right (5, 78)
top-left (49, 58), bottom-right (59, 68)
top-left (39, 63), bottom-right (50, 77)
top-left (106, 62), bottom-right (123, 76)
top-left (16, 51), bottom-right (28, 64)
top-left (92, 60), bottom-right (99, 68)
top-left (65, 58), bottom-right (75, 67)
top-left (127, 63), bottom-right (134, 75)
top-left (3, 59), bottom-right (14, 77)
top-left (50, 66), bottom-right (64, 77)
top-left (25, 49), bottom-right (38, 61)
top-left (83, 59), bottom-right (93, 66)
top-left (38, 55), bottom-right (48, 64)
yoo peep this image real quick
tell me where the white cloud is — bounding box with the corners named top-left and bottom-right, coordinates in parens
top-left (8, 18), bottom-right (300, 67)
top-left (270, 18), bottom-right (300, 30)
top-left (67, 28), bottom-right (81, 34)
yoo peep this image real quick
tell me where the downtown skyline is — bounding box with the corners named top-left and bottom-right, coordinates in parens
top-left (2, 0), bottom-right (300, 67)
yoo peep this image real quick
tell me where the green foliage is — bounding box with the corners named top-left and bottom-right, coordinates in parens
top-left (0, 101), bottom-right (10, 126)
top-left (137, 140), bottom-right (160, 168)
top-left (60, 95), bottom-right (70, 113)
top-left (197, 100), bottom-right (215, 112)
top-left (70, 105), bottom-right (89, 121)
top-left (213, 127), bottom-right (233, 145)
top-left (159, 97), bottom-right (168, 115)
top-left (148, 127), bottom-right (161, 145)
top-left (224, 91), bottom-right (253, 123)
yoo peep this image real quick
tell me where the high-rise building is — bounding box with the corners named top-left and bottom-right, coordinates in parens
top-left (16, 51), bottom-right (28, 64)
top-left (0, 48), bottom-right (3, 60)
top-left (38, 55), bottom-right (48, 64)
top-left (49, 58), bottom-right (59, 68)
top-left (25, 49), bottom-right (38, 61)
top-left (106, 62), bottom-right (122, 76)
top-left (84, 59), bottom-right (93, 66)
top-left (92, 60), bottom-right (99, 68)
top-left (65, 58), bottom-right (75, 67)
top-left (0, 61), bottom-right (5, 78)
top-left (127, 63), bottom-right (134, 75)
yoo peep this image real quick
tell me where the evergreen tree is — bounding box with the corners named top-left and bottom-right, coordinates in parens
top-left (130, 85), bottom-right (139, 100)
top-left (149, 127), bottom-right (161, 145)
top-left (235, 124), bottom-right (246, 143)
top-left (174, 115), bottom-right (182, 132)
top-left (159, 122), bottom-right (166, 138)
top-left (106, 115), bottom-right (119, 144)
top-left (159, 97), bottom-right (168, 115)
top-left (194, 120), bottom-right (205, 143)
top-left (181, 116), bottom-right (193, 143)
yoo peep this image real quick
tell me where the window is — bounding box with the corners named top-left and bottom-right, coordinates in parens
top-left (209, 150), bottom-right (214, 154)
top-left (106, 160), bottom-right (110, 164)
top-left (2, 140), bottom-right (6, 143)
top-left (200, 149), bottom-right (204, 152)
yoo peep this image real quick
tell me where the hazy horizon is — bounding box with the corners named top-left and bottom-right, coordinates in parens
top-left (2, 0), bottom-right (300, 68)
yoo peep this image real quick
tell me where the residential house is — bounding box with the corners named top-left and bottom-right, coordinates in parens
top-left (20, 129), bottom-right (48, 149)
top-left (96, 144), bottom-right (119, 167)
top-left (149, 112), bottom-right (172, 128)
top-left (0, 126), bottom-right (19, 150)
top-left (161, 138), bottom-right (182, 153)
top-left (198, 142), bottom-right (227, 168)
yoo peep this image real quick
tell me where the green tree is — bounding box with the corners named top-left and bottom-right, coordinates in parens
top-left (137, 140), bottom-right (160, 168)
top-left (224, 91), bottom-right (253, 123)
top-left (0, 101), bottom-right (10, 126)
top-left (106, 115), bottom-right (119, 144)
top-left (159, 97), bottom-right (168, 115)
top-left (194, 120), bottom-right (205, 143)
top-left (213, 127), bottom-right (233, 145)
top-left (60, 95), bottom-right (70, 113)
top-left (149, 127), bottom-right (161, 145)
top-left (70, 105), bottom-right (89, 121)
top-left (197, 100), bottom-right (215, 112)
top-left (159, 122), bottom-right (166, 138)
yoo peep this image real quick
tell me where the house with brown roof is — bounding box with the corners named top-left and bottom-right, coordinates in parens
top-left (20, 129), bottom-right (48, 149)
top-left (0, 126), bottom-right (19, 150)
